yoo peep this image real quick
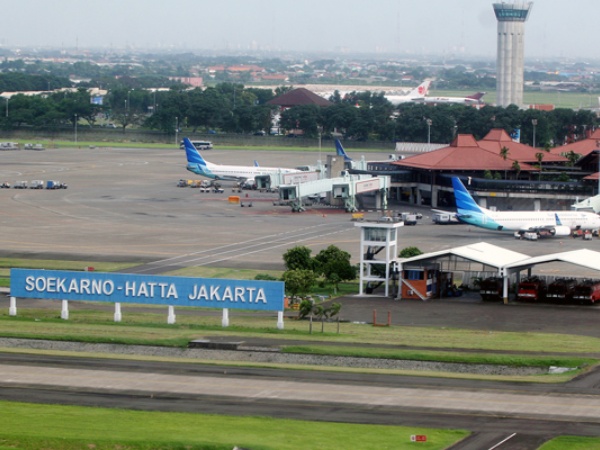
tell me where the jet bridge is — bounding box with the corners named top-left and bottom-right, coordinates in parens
top-left (279, 174), bottom-right (390, 212)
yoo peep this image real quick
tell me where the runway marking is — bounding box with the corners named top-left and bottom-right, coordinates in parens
top-left (133, 222), bottom-right (356, 272)
top-left (488, 433), bottom-right (517, 450)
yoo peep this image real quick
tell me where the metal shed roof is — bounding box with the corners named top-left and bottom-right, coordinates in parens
top-left (399, 242), bottom-right (531, 269)
top-left (503, 248), bottom-right (600, 273)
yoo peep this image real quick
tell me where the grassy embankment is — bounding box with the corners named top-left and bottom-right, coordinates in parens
top-left (2, 258), bottom-right (600, 449)
top-left (0, 401), bottom-right (468, 450)
top-left (2, 257), bottom-right (599, 383)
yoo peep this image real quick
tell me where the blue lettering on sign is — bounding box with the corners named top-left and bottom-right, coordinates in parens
top-left (10, 269), bottom-right (284, 311)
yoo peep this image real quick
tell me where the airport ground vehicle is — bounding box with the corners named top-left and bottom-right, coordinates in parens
top-left (479, 277), bottom-right (503, 301)
top-left (30, 180), bottom-right (44, 189)
top-left (432, 213), bottom-right (454, 224)
top-left (399, 212), bottom-right (418, 225)
top-left (13, 181), bottom-right (27, 189)
top-left (0, 182), bottom-right (10, 188)
top-left (515, 231), bottom-right (539, 241)
top-left (517, 276), bottom-right (547, 302)
top-left (547, 278), bottom-right (577, 303)
top-left (0, 142), bottom-right (19, 150)
top-left (572, 279), bottom-right (600, 304)
top-left (46, 180), bottom-right (67, 189)
top-left (180, 140), bottom-right (213, 150)
top-left (23, 143), bottom-right (45, 150)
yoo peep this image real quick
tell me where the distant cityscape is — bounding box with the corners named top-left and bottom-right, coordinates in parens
top-left (0, 45), bottom-right (598, 101)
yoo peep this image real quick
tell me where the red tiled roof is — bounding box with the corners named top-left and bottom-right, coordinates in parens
top-left (393, 134), bottom-right (538, 171)
top-left (549, 128), bottom-right (600, 159)
top-left (267, 88), bottom-right (332, 107)
top-left (479, 129), bottom-right (567, 163)
top-left (584, 172), bottom-right (599, 181)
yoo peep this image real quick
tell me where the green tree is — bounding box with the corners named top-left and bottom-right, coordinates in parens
top-left (283, 246), bottom-right (313, 271)
top-left (314, 245), bottom-right (356, 292)
top-left (399, 247), bottom-right (423, 258)
top-left (564, 150), bottom-right (581, 166)
top-left (535, 152), bottom-right (545, 180)
top-left (499, 146), bottom-right (509, 179)
top-left (280, 105), bottom-right (322, 138)
top-left (282, 269), bottom-right (316, 300)
top-left (512, 160), bottom-right (521, 179)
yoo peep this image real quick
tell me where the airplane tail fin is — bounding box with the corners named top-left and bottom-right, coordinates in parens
top-left (555, 213), bottom-right (563, 226)
top-left (408, 80), bottom-right (431, 98)
top-left (452, 177), bottom-right (484, 214)
top-left (335, 139), bottom-right (353, 162)
top-left (183, 137), bottom-right (207, 166)
top-left (467, 92), bottom-right (486, 101)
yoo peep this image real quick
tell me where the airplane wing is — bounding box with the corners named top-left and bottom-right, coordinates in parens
top-left (430, 209), bottom-right (462, 223)
top-left (518, 214), bottom-right (571, 237)
top-left (431, 208), bottom-right (457, 217)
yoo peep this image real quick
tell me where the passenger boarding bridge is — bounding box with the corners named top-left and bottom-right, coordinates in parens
top-left (279, 173), bottom-right (390, 212)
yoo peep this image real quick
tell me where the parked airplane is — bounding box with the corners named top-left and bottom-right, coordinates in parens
top-left (571, 194), bottom-right (600, 214)
top-left (452, 176), bottom-right (600, 237)
top-left (335, 139), bottom-right (404, 169)
top-left (416, 92), bottom-right (486, 106)
top-left (183, 137), bottom-right (301, 183)
top-left (385, 80), bottom-right (432, 105)
top-left (335, 139), bottom-right (353, 163)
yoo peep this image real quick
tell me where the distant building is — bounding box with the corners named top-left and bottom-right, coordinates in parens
top-left (493, 2), bottom-right (533, 107)
top-left (169, 77), bottom-right (203, 88)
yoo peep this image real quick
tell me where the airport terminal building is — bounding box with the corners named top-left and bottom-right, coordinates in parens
top-left (352, 129), bottom-right (600, 212)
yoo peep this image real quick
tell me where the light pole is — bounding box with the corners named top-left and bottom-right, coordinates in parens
top-left (531, 118), bottom-right (538, 148)
top-left (175, 116), bottom-right (179, 146)
top-left (426, 118), bottom-right (432, 144)
top-left (5, 97), bottom-right (8, 118)
top-left (317, 126), bottom-right (322, 164)
top-left (74, 114), bottom-right (78, 143)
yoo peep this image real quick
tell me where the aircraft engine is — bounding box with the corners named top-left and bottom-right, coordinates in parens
top-left (549, 226), bottom-right (571, 236)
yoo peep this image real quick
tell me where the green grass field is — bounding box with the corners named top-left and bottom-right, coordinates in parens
top-left (0, 401), bottom-right (468, 450)
top-left (429, 89), bottom-right (599, 110)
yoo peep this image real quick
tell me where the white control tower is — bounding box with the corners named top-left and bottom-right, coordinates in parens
top-left (493, 2), bottom-right (533, 107)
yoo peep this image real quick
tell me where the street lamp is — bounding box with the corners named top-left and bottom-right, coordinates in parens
top-left (5, 97), bottom-right (8, 118)
top-left (426, 118), bottom-right (432, 144)
top-left (532, 119), bottom-right (538, 148)
top-left (74, 114), bottom-right (78, 143)
top-left (317, 126), bottom-right (323, 164)
top-left (175, 116), bottom-right (179, 146)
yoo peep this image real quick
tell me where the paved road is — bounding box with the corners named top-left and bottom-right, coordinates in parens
top-left (1, 352), bottom-right (600, 450)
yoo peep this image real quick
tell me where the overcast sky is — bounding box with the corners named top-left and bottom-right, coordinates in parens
top-left (3, 1), bottom-right (597, 60)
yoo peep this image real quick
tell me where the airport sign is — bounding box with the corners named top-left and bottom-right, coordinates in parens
top-left (10, 269), bottom-right (285, 311)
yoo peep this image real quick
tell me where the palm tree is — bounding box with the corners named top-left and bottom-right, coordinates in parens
top-left (535, 152), bottom-right (545, 181)
top-left (512, 160), bottom-right (521, 180)
top-left (500, 146), bottom-right (509, 179)
top-left (564, 150), bottom-right (581, 167)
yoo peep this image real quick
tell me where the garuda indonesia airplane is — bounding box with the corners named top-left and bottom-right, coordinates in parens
top-left (452, 176), bottom-right (600, 237)
top-left (183, 137), bottom-right (301, 183)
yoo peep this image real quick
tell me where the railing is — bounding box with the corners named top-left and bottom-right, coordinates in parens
top-left (438, 175), bottom-right (593, 196)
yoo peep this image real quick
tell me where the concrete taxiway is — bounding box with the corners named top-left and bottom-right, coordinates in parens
top-left (0, 145), bottom-right (597, 275)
